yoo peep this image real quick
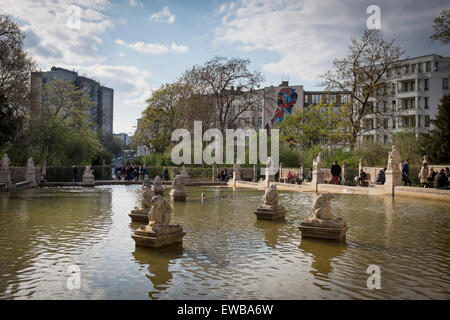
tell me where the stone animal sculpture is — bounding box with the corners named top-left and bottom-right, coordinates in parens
top-left (312, 193), bottom-right (335, 220)
top-left (148, 195), bottom-right (173, 231)
top-left (263, 184), bottom-right (279, 206)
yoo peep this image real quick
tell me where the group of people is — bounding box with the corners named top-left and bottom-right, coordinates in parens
top-left (285, 171), bottom-right (303, 184)
top-left (419, 165), bottom-right (450, 189)
top-left (113, 165), bottom-right (149, 181)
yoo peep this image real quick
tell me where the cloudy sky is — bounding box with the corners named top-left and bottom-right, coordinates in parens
top-left (1, 0), bottom-right (449, 134)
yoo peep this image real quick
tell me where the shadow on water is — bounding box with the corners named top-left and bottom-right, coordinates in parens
top-left (132, 245), bottom-right (183, 300)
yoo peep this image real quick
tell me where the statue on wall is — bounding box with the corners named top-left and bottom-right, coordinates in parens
top-left (313, 152), bottom-right (322, 172)
top-left (387, 145), bottom-right (401, 170)
top-left (27, 157), bottom-right (35, 173)
top-left (1, 153), bottom-right (10, 171)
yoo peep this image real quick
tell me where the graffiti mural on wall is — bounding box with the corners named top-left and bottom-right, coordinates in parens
top-left (265, 87), bottom-right (298, 130)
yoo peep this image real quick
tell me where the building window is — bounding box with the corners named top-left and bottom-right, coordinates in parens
top-left (425, 115), bottom-right (430, 127)
top-left (405, 64), bottom-right (409, 73)
top-left (424, 97), bottom-right (429, 109)
top-left (443, 77), bottom-right (449, 90)
top-left (392, 118), bottom-right (396, 129)
top-left (426, 61), bottom-right (431, 72)
top-left (411, 64), bottom-right (416, 73)
top-left (424, 79), bottom-right (429, 91)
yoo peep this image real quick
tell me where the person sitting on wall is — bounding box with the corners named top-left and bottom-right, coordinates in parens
top-left (294, 174), bottom-right (303, 185)
top-left (162, 167), bottom-right (169, 181)
top-left (427, 168), bottom-right (437, 188)
top-left (446, 167), bottom-right (450, 184)
top-left (286, 171), bottom-right (293, 183)
top-left (434, 169), bottom-right (450, 189)
top-left (376, 168), bottom-right (386, 185)
top-left (330, 161), bottom-right (342, 185)
top-left (307, 168), bottom-right (313, 182)
top-left (354, 169), bottom-right (368, 186)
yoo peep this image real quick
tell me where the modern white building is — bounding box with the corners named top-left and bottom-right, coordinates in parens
top-left (360, 54), bottom-right (450, 144)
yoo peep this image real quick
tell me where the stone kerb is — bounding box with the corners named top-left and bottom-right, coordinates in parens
top-left (395, 186), bottom-right (450, 201)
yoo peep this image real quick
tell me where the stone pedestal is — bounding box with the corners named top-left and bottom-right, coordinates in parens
top-left (0, 171), bottom-right (13, 191)
top-left (129, 208), bottom-right (150, 223)
top-left (169, 188), bottom-right (186, 201)
top-left (132, 224), bottom-right (185, 248)
top-left (254, 204), bottom-right (287, 220)
top-left (384, 168), bottom-right (402, 195)
top-left (265, 168), bottom-right (275, 188)
top-left (25, 172), bottom-right (36, 187)
top-left (299, 218), bottom-right (348, 241)
top-left (82, 175), bottom-right (94, 186)
top-left (154, 188), bottom-right (164, 196)
top-left (180, 166), bottom-right (190, 184)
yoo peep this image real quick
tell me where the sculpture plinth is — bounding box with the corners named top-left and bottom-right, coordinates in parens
top-left (254, 184), bottom-right (286, 220)
top-left (131, 195), bottom-right (185, 248)
top-left (254, 204), bottom-right (287, 220)
top-left (169, 175), bottom-right (186, 201)
top-left (132, 224), bottom-right (185, 248)
top-left (299, 193), bottom-right (348, 241)
top-left (0, 171), bottom-right (12, 191)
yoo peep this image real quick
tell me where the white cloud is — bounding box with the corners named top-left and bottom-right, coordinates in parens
top-left (149, 6), bottom-right (175, 24)
top-left (171, 42), bottom-right (189, 53)
top-left (128, 0), bottom-right (143, 7)
top-left (116, 39), bottom-right (169, 54)
top-left (116, 39), bottom-right (188, 54)
top-left (214, 0), bottom-right (359, 84)
top-left (2, 0), bottom-right (114, 68)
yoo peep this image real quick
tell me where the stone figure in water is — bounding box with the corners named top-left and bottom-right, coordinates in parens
top-left (153, 175), bottom-right (164, 195)
top-left (131, 185), bottom-right (154, 215)
top-left (263, 184), bottom-right (279, 206)
top-left (147, 195), bottom-right (174, 233)
top-left (312, 193), bottom-right (335, 220)
top-left (301, 193), bottom-right (346, 228)
top-left (1, 153), bottom-right (10, 171)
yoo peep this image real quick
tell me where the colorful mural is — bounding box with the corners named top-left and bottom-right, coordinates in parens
top-left (265, 87), bottom-right (298, 130)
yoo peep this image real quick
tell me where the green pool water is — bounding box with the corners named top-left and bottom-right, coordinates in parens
top-left (0, 185), bottom-right (449, 299)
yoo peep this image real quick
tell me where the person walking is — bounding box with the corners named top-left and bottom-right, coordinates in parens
top-left (402, 159), bottom-right (411, 186)
top-left (330, 161), bottom-right (342, 185)
top-left (73, 165), bottom-right (78, 182)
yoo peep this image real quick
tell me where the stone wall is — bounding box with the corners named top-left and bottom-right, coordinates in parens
top-left (10, 167), bottom-right (41, 183)
top-left (394, 186), bottom-right (450, 201)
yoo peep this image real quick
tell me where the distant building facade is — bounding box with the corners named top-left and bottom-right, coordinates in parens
top-left (32, 67), bottom-right (114, 135)
top-left (360, 54), bottom-right (450, 144)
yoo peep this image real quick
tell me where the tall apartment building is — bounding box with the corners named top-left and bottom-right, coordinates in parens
top-left (32, 67), bottom-right (114, 135)
top-left (360, 54), bottom-right (450, 144)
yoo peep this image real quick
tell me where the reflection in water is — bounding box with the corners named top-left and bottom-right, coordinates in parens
top-left (254, 220), bottom-right (284, 248)
top-left (132, 245), bottom-right (183, 299)
top-left (0, 185), bottom-right (449, 299)
top-left (299, 238), bottom-right (347, 289)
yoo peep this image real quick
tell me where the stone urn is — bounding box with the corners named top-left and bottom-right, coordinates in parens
top-left (254, 184), bottom-right (287, 220)
top-left (169, 175), bottom-right (187, 201)
top-left (153, 175), bottom-right (164, 196)
top-left (129, 185), bottom-right (154, 222)
top-left (132, 195), bottom-right (185, 248)
top-left (299, 193), bottom-right (348, 241)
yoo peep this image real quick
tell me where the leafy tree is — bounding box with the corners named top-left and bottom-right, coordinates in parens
top-left (133, 83), bottom-right (184, 153)
top-left (277, 102), bottom-right (345, 149)
top-left (422, 94), bottom-right (450, 163)
top-left (430, 10), bottom-right (450, 45)
top-left (321, 30), bottom-right (404, 149)
top-left (28, 79), bottom-right (100, 165)
top-left (0, 14), bottom-right (36, 150)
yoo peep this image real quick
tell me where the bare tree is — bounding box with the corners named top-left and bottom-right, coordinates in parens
top-left (179, 56), bottom-right (264, 133)
top-left (430, 9), bottom-right (450, 45)
top-left (320, 30), bottom-right (404, 149)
